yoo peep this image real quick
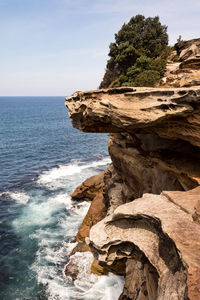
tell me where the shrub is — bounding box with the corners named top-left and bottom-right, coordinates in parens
top-left (133, 70), bottom-right (161, 87)
top-left (100, 15), bottom-right (168, 88)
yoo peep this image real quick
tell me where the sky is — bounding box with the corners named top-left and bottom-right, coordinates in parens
top-left (0, 0), bottom-right (199, 96)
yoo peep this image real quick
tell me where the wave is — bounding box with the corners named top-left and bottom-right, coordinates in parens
top-left (30, 200), bottom-right (91, 299)
top-left (12, 192), bottom-right (74, 229)
top-left (37, 156), bottom-right (111, 190)
top-left (38, 156), bottom-right (111, 184)
top-left (1, 154), bottom-right (119, 299)
top-left (33, 248), bottom-right (124, 300)
top-left (0, 191), bottom-right (30, 204)
top-left (81, 272), bottom-right (124, 300)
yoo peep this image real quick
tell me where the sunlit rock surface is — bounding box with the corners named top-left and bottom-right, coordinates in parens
top-left (66, 69), bottom-right (200, 298)
top-left (90, 190), bottom-right (200, 299)
top-left (160, 38), bottom-right (200, 88)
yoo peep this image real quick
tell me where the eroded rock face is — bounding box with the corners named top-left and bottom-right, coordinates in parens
top-left (65, 172), bottom-right (108, 277)
top-left (70, 172), bottom-right (107, 251)
top-left (66, 84), bottom-right (200, 298)
top-left (89, 191), bottom-right (200, 299)
top-left (66, 87), bottom-right (200, 147)
top-left (160, 38), bottom-right (200, 88)
top-left (71, 171), bottom-right (105, 202)
top-left (66, 86), bottom-right (200, 196)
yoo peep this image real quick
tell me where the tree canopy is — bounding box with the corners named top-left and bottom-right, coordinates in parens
top-left (100, 15), bottom-right (169, 88)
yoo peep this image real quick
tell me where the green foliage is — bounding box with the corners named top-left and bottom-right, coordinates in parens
top-left (172, 55), bottom-right (179, 62)
top-left (134, 70), bottom-right (161, 87)
top-left (99, 68), bottom-right (119, 89)
top-left (100, 15), bottom-right (169, 88)
top-left (160, 45), bottom-right (173, 59)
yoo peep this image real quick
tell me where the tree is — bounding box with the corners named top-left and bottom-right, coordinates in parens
top-left (100, 15), bottom-right (169, 88)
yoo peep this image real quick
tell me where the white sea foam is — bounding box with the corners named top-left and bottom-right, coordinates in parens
top-left (28, 196), bottom-right (91, 297)
top-left (68, 251), bottom-right (97, 286)
top-left (27, 190), bottom-right (124, 300)
top-left (82, 273), bottom-right (124, 300)
top-left (65, 252), bottom-right (124, 300)
top-left (37, 156), bottom-right (111, 189)
top-left (9, 154), bottom-right (121, 300)
top-left (38, 164), bottom-right (82, 184)
top-left (33, 248), bottom-right (124, 300)
top-left (0, 191), bottom-right (30, 204)
top-left (12, 192), bottom-right (73, 229)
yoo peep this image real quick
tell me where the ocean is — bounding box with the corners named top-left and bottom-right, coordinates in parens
top-left (0, 97), bottom-right (124, 300)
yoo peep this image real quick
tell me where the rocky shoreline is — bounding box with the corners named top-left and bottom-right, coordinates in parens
top-left (65, 39), bottom-right (200, 299)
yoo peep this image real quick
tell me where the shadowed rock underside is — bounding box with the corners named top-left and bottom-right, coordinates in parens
top-left (66, 83), bottom-right (200, 299)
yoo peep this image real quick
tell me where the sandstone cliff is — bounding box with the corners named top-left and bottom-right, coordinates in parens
top-left (160, 38), bottom-right (200, 88)
top-left (65, 40), bottom-right (200, 299)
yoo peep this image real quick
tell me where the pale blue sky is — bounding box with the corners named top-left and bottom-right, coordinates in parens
top-left (0, 0), bottom-right (199, 96)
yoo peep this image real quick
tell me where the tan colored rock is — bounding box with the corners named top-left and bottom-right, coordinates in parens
top-left (66, 87), bottom-right (200, 147)
top-left (70, 171), bottom-right (106, 244)
top-left (70, 242), bottom-right (91, 255)
top-left (119, 260), bottom-right (158, 300)
top-left (179, 39), bottom-right (200, 63)
top-left (107, 128), bottom-right (200, 200)
top-left (71, 171), bottom-right (105, 201)
top-left (180, 71), bottom-right (200, 87)
top-left (89, 192), bottom-right (200, 299)
top-left (160, 38), bottom-right (200, 88)
top-left (67, 171), bottom-right (108, 279)
top-left (162, 186), bottom-right (200, 223)
top-left (76, 189), bottom-right (107, 242)
top-left (65, 42), bottom-right (200, 298)
top-left (66, 84), bottom-right (200, 297)
top-left (90, 259), bottom-right (109, 275)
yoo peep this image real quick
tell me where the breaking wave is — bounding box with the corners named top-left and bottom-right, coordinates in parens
top-left (37, 156), bottom-right (111, 189)
top-left (0, 154), bottom-right (124, 299)
top-left (0, 191), bottom-right (30, 204)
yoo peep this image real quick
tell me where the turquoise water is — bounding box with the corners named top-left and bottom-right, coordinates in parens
top-left (0, 97), bottom-right (124, 299)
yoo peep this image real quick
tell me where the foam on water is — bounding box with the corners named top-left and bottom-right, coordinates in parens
top-left (37, 157), bottom-right (111, 189)
top-left (0, 96), bottom-right (114, 300)
top-left (38, 164), bottom-right (82, 184)
top-left (0, 191), bottom-right (30, 204)
top-left (33, 158), bottom-right (123, 299)
top-left (33, 247), bottom-right (124, 300)
top-left (12, 193), bottom-right (71, 229)
top-left (64, 252), bottom-right (124, 300)
top-left (82, 273), bottom-right (124, 300)
top-left (1, 156), bottom-right (124, 299)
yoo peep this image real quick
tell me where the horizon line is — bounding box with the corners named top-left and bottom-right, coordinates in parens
top-left (0, 95), bottom-right (67, 97)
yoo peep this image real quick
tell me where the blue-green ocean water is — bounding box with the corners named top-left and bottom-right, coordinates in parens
top-left (0, 97), bottom-right (124, 300)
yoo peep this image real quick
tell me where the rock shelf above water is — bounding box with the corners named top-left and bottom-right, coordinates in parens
top-left (66, 85), bottom-right (200, 299)
top-left (66, 87), bottom-right (200, 147)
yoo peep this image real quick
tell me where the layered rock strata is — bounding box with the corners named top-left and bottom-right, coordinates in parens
top-left (65, 172), bottom-right (109, 277)
top-left (90, 189), bottom-right (200, 299)
top-left (160, 38), bottom-right (200, 88)
top-left (65, 86), bottom-right (200, 299)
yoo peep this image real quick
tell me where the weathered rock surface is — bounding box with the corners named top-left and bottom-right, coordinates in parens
top-left (66, 87), bottom-right (200, 147)
top-left (65, 56), bottom-right (200, 298)
top-left (90, 190), bottom-right (200, 299)
top-left (71, 171), bottom-right (105, 202)
top-left (75, 188), bottom-right (107, 242)
top-left (162, 186), bottom-right (200, 224)
top-left (160, 38), bottom-right (200, 88)
top-left (69, 172), bottom-right (106, 246)
top-left (65, 171), bottom-right (108, 277)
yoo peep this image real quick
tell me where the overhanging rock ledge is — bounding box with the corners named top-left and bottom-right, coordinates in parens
top-left (65, 86), bottom-right (200, 299)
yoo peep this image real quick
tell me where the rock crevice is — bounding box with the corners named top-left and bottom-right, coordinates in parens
top-left (65, 42), bottom-right (200, 299)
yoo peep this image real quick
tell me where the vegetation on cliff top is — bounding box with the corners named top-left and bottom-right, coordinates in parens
top-left (100, 15), bottom-right (170, 88)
